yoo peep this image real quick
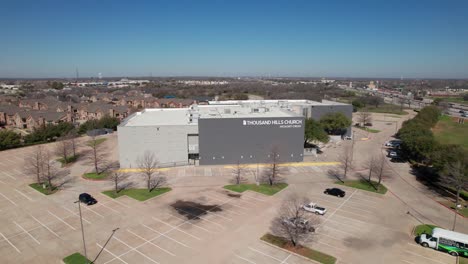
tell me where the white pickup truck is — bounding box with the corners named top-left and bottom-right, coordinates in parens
top-left (302, 202), bottom-right (327, 215)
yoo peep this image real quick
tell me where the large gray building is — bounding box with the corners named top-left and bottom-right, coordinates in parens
top-left (117, 100), bottom-right (352, 168)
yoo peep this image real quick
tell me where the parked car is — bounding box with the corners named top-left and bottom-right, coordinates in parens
top-left (344, 135), bottom-right (352, 140)
top-left (459, 110), bottom-right (465, 114)
top-left (462, 113), bottom-right (467, 117)
top-left (324, 188), bottom-right (346, 197)
top-left (281, 217), bottom-right (315, 232)
top-left (388, 151), bottom-right (398, 158)
top-left (79, 193), bottom-right (97, 205)
top-left (302, 202), bottom-right (327, 215)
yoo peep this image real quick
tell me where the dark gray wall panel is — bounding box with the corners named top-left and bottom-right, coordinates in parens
top-left (199, 117), bottom-right (305, 165)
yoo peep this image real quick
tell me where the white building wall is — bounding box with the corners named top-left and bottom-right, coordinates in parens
top-left (118, 124), bottom-right (198, 168)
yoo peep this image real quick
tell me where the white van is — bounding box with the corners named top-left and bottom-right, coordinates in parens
top-left (418, 227), bottom-right (468, 257)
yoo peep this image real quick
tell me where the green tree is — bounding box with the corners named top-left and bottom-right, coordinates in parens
top-left (0, 130), bottom-right (21, 150)
top-left (319, 112), bottom-right (352, 135)
top-left (304, 118), bottom-right (329, 145)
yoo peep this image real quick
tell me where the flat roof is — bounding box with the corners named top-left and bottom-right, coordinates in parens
top-left (120, 103), bottom-right (301, 127)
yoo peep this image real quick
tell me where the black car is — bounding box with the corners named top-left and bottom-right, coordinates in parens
top-left (324, 188), bottom-right (346, 197)
top-left (79, 193), bottom-right (97, 205)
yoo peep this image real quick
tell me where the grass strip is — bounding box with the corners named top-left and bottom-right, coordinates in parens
top-left (224, 183), bottom-right (288, 196)
top-left (335, 180), bottom-right (387, 194)
top-left (29, 183), bottom-right (58, 195)
top-left (102, 188), bottom-right (172, 201)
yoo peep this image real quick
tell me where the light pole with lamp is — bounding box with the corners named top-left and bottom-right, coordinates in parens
top-left (74, 200), bottom-right (88, 262)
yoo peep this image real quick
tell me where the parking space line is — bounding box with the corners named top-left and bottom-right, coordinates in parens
top-left (97, 202), bottom-right (120, 214)
top-left (242, 193), bottom-right (267, 202)
top-left (344, 199), bottom-right (379, 209)
top-left (0, 179), bottom-right (6, 184)
top-left (205, 194), bottom-right (249, 212)
top-left (3, 172), bottom-right (16, 180)
top-left (0, 232), bottom-right (21, 253)
top-left (112, 236), bottom-right (160, 264)
top-left (30, 214), bottom-right (61, 239)
top-left (186, 204), bottom-right (233, 222)
top-left (316, 232), bottom-right (351, 244)
top-left (96, 243), bottom-right (129, 264)
top-left (14, 189), bottom-right (33, 201)
top-left (104, 197), bottom-right (238, 264)
top-left (98, 193), bottom-right (131, 208)
top-left (0, 192), bottom-right (17, 206)
top-left (142, 223), bottom-right (191, 248)
top-left (404, 251), bottom-right (449, 264)
top-left (315, 240), bottom-right (346, 251)
top-left (341, 204), bottom-right (374, 214)
top-left (320, 190), bottom-right (356, 227)
top-left (127, 230), bottom-right (177, 256)
top-left (322, 225), bottom-right (356, 237)
top-left (13, 221), bottom-right (40, 245)
top-left (174, 207), bottom-right (225, 229)
top-left (48, 211), bottom-right (76, 230)
top-left (280, 254), bottom-right (291, 264)
top-left (326, 219), bottom-right (362, 231)
top-left (62, 206), bottom-right (92, 224)
top-left (334, 208), bottom-right (372, 219)
top-left (167, 214), bottom-right (215, 233)
top-left (402, 260), bottom-right (416, 264)
top-left (248, 247), bottom-right (283, 262)
top-left (235, 254), bottom-right (257, 264)
top-left (350, 195), bottom-right (379, 204)
top-left (149, 219), bottom-right (201, 240)
top-left (81, 204), bottom-right (105, 218)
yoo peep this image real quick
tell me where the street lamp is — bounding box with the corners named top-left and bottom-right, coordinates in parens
top-left (91, 228), bottom-right (120, 264)
top-left (74, 200), bottom-right (88, 262)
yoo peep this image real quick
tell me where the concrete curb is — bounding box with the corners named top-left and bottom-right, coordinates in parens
top-left (259, 239), bottom-right (323, 264)
top-left (142, 188), bottom-right (173, 203)
top-left (436, 201), bottom-right (467, 219)
top-left (410, 225), bottom-right (416, 236)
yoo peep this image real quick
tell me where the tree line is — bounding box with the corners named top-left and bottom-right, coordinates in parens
top-left (0, 115), bottom-right (120, 151)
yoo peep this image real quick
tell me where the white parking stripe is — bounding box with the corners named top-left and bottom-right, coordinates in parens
top-left (168, 214), bottom-right (215, 233)
top-left (149, 218), bottom-right (201, 240)
top-left (30, 214), bottom-right (60, 238)
top-left (13, 221), bottom-right (40, 245)
top-left (404, 251), bottom-right (449, 264)
top-left (81, 204), bottom-right (105, 218)
top-left (248, 247), bottom-right (283, 262)
top-left (235, 254), bottom-right (258, 264)
top-left (322, 225), bottom-right (356, 237)
top-left (113, 236), bottom-right (160, 264)
top-left (96, 243), bottom-right (129, 264)
top-left (0, 192), bottom-right (17, 206)
top-left (48, 211), bottom-right (76, 230)
top-left (205, 194), bottom-right (249, 212)
top-left (242, 193), bottom-right (267, 202)
top-left (98, 193), bottom-right (131, 208)
top-left (186, 204), bottom-right (233, 221)
top-left (280, 254), bottom-right (291, 264)
top-left (97, 202), bottom-right (120, 214)
top-left (62, 206), bottom-right (92, 224)
top-left (174, 207), bottom-right (225, 229)
top-left (0, 232), bottom-right (20, 253)
top-left (315, 240), bottom-right (346, 251)
top-left (2, 172), bottom-right (16, 180)
top-left (321, 190), bottom-right (357, 227)
top-left (142, 224), bottom-right (191, 248)
top-left (402, 260), bottom-right (416, 264)
top-left (15, 189), bottom-right (33, 201)
top-left (127, 230), bottom-right (176, 256)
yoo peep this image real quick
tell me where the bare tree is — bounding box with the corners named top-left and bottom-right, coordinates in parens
top-left (357, 112), bottom-right (372, 127)
top-left (365, 156), bottom-right (377, 189)
top-left (137, 150), bottom-right (166, 191)
top-left (41, 150), bottom-right (68, 191)
top-left (372, 154), bottom-right (390, 190)
top-left (270, 194), bottom-right (320, 247)
top-left (110, 170), bottom-right (128, 193)
top-left (231, 161), bottom-right (248, 185)
top-left (67, 129), bottom-right (79, 157)
top-left (25, 145), bottom-right (43, 184)
top-left (261, 147), bottom-right (287, 186)
top-left (338, 146), bottom-right (353, 182)
top-left (55, 138), bottom-right (71, 164)
top-left (87, 136), bottom-right (105, 174)
top-left (442, 160), bottom-right (468, 231)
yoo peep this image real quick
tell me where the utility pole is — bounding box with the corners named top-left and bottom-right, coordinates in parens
top-left (74, 200), bottom-right (88, 262)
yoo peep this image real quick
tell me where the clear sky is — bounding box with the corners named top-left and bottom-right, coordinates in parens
top-left (1, 0), bottom-right (467, 78)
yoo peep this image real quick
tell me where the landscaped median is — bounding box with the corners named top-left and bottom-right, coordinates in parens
top-left (224, 183), bottom-right (288, 196)
top-left (29, 183), bottom-right (58, 195)
top-left (82, 172), bottom-right (109, 180)
top-left (57, 155), bottom-right (79, 166)
top-left (63, 252), bottom-right (90, 264)
top-left (261, 233), bottom-right (336, 264)
top-left (102, 188), bottom-right (172, 201)
top-left (354, 125), bottom-right (380, 133)
top-left (413, 224), bottom-right (437, 236)
top-left (336, 179), bottom-right (387, 194)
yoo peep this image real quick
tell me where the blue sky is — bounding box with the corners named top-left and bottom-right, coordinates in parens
top-left (1, 0), bottom-right (467, 78)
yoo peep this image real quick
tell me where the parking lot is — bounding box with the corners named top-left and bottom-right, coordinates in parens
top-left (0, 137), bottom-right (462, 264)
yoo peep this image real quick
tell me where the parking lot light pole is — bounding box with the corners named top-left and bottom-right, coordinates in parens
top-left (91, 228), bottom-right (120, 264)
top-left (74, 200), bottom-right (88, 262)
